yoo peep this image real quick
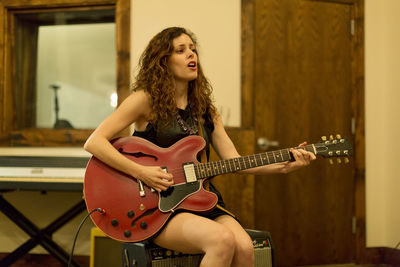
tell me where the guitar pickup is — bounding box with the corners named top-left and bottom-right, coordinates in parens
top-left (183, 163), bottom-right (197, 183)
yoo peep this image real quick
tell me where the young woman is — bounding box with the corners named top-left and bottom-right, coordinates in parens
top-left (84, 27), bottom-right (316, 267)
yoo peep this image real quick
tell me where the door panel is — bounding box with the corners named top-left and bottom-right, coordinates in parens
top-left (254, 0), bottom-right (354, 265)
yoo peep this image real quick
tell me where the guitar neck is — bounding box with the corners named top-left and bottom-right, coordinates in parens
top-left (195, 145), bottom-right (316, 179)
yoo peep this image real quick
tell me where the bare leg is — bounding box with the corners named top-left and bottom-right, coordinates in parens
top-left (215, 215), bottom-right (255, 267)
top-left (153, 212), bottom-right (236, 267)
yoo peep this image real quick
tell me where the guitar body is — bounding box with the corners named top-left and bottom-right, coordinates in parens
top-left (84, 135), bottom-right (218, 242)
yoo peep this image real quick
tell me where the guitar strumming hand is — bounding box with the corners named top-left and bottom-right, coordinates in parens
top-left (135, 165), bottom-right (174, 192)
top-left (84, 134), bottom-right (352, 243)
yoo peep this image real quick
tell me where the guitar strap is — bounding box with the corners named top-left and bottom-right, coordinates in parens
top-left (197, 117), bottom-right (210, 190)
top-left (197, 116), bottom-right (237, 219)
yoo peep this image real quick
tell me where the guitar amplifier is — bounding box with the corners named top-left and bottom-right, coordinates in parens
top-left (121, 229), bottom-right (274, 267)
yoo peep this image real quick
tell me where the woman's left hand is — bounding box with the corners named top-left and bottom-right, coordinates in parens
top-left (280, 142), bottom-right (316, 174)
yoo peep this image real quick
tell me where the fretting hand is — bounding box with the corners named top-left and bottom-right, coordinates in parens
top-left (280, 142), bottom-right (316, 174)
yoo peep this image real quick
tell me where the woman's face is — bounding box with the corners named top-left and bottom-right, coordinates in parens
top-left (168, 34), bottom-right (198, 84)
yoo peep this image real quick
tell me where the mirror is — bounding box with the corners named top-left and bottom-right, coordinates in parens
top-left (14, 9), bottom-right (116, 130)
top-left (36, 23), bottom-right (116, 129)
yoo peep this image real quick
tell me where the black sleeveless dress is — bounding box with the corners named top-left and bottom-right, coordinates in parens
top-left (133, 105), bottom-right (236, 220)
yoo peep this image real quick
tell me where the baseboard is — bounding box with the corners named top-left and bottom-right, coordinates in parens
top-left (0, 253), bottom-right (89, 267)
top-left (381, 247), bottom-right (400, 266)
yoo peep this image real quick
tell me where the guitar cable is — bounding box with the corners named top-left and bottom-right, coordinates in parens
top-left (68, 208), bottom-right (105, 267)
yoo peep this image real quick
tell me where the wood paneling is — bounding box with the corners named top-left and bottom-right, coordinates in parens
top-left (241, 0), bottom-right (255, 129)
top-left (14, 19), bottom-right (38, 129)
top-left (10, 128), bottom-right (93, 146)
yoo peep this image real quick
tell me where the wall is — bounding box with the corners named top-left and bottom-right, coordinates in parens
top-left (365, 0), bottom-right (400, 248)
top-left (130, 0), bottom-right (241, 127)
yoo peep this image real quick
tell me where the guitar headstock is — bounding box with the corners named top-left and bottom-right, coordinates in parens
top-left (314, 134), bottom-right (353, 164)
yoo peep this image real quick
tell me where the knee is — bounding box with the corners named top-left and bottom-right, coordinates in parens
top-left (235, 235), bottom-right (254, 263)
top-left (206, 226), bottom-right (236, 255)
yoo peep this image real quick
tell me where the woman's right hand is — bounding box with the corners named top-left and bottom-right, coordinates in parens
top-left (134, 165), bottom-right (174, 192)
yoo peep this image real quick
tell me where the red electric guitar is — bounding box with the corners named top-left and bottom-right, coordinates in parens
top-left (84, 134), bottom-right (352, 242)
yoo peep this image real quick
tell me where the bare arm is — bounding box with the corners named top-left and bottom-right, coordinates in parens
top-left (84, 91), bottom-right (173, 191)
top-left (211, 113), bottom-right (316, 175)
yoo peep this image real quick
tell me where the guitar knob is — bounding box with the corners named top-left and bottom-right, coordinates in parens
top-left (124, 230), bottom-right (131, 237)
top-left (140, 221), bottom-right (148, 229)
top-left (111, 219), bottom-right (119, 227)
top-left (127, 210), bottom-right (135, 218)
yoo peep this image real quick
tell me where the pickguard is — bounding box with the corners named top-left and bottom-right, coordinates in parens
top-left (159, 181), bottom-right (201, 212)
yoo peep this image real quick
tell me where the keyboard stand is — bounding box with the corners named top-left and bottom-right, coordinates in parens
top-left (0, 194), bottom-right (86, 267)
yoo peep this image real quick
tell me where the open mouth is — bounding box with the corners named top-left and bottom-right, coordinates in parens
top-left (188, 61), bottom-right (197, 69)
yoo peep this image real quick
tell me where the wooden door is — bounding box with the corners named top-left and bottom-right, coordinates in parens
top-left (254, 0), bottom-right (355, 265)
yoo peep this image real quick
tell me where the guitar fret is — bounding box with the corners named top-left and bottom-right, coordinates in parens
top-left (256, 154), bottom-right (263, 166)
top-left (243, 156), bottom-right (249, 169)
top-left (211, 161), bottom-right (217, 176)
top-left (266, 151), bottom-right (272, 163)
top-left (261, 153), bottom-right (268, 165)
top-left (284, 149), bottom-right (291, 161)
top-left (220, 160), bottom-right (227, 174)
top-left (226, 159), bottom-right (231, 172)
top-left (216, 161), bottom-right (222, 175)
top-left (214, 161), bottom-right (220, 175)
top-left (205, 162), bottom-right (211, 176)
top-left (200, 163), bottom-right (204, 178)
top-left (251, 155), bottom-right (258, 167)
top-left (240, 157), bottom-right (245, 170)
top-left (234, 158), bottom-right (240, 171)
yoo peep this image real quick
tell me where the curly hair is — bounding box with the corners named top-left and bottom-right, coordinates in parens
top-left (131, 27), bottom-right (216, 125)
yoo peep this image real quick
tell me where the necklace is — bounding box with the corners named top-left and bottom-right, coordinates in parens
top-left (176, 106), bottom-right (198, 135)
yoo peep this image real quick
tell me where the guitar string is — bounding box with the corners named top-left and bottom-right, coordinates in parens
top-left (133, 145), bottom-right (322, 177)
top-left (144, 147), bottom-right (297, 175)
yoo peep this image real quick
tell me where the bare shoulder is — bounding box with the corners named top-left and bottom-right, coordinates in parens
top-left (121, 90), bottom-right (152, 115)
top-left (125, 90), bottom-right (151, 105)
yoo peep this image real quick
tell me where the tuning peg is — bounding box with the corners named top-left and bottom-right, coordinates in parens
top-left (321, 136), bottom-right (327, 141)
top-left (337, 158), bottom-right (342, 164)
top-left (336, 134), bottom-right (342, 139)
top-left (329, 159), bottom-right (334, 164)
top-left (329, 135), bottom-right (334, 140)
top-left (344, 158), bottom-right (350, 164)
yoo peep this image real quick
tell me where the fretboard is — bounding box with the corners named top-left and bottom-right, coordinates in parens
top-left (194, 145), bottom-right (315, 179)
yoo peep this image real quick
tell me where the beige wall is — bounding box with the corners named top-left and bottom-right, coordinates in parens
top-left (365, 0), bottom-right (400, 248)
top-left (131, 0), bottom-right (241, 127)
